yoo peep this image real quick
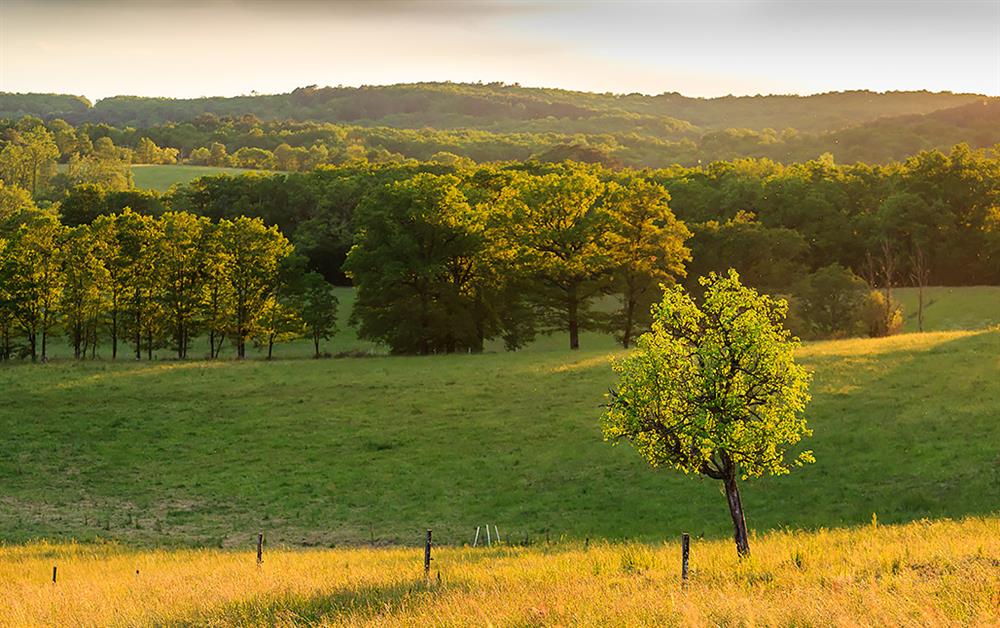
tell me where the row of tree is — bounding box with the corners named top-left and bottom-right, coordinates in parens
top-left (4, 146), bottom-right (997, 355)
top-left (0, 190), bottom-right (338, 362)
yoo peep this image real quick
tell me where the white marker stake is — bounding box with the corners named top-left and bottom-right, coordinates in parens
top-left (486, 524), bottom-right (492, 547)
top-left (473, 526), bottom-right (480, 547)
top-left (495, 525), bottom-right (500, 545)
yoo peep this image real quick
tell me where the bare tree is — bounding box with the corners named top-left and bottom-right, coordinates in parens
top-left (909, 242), bottom-right (931, 332)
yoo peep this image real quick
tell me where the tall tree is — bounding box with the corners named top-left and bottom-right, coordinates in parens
top-left (1, 216), bottom-right (67, 361)
top-left (61, 224), bottom-right (108, 359)
top-left (199, 222), bottom-right (234, 359)
top-left (218, 216), bottom-right (293, 359)
top-left (158, 212), bottom-right (211, 358)
top-left (92, 210), bottom-right (160, 359)
top-left (298, 271), bottom-right (339, 358)
top-left (345, 174), bottom-right (484, 354)
top-left (0, 124), bottom-right (59, 196)
top-left (510, 169), bottom-right (611, 350)
top-left (0, 235), bottom-right (15, 359)
top-left (602, 270), bottom-right (813, 557)
top-left (604, 176), bottom-right (691, 348)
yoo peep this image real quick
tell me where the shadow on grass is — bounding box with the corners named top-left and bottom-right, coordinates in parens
top-left (180, 580), bottom-right (442, 625)
top-left (747, 329), bottom-right (1000, 532)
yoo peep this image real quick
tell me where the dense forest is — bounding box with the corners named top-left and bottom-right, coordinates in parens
top-left (1, 84), bottom-right (997, 167)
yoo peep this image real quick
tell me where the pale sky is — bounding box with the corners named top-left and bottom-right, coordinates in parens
top-left (1, 0), bottom-right (998, 102)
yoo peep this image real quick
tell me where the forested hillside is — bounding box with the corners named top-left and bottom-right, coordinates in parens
top-left (0, 84), bottom-right (983, 132)
top-left (2, 85), bottom-right (995, 166)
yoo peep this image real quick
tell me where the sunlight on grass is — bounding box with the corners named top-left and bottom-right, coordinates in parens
top-left (2, 517), bottom-right (996, 626)
top-left (549, 353), bottom-right (624, 373)
top-left (53, 361), bottom-right (230, 390)
top-left (796, 330), bottom-right (982, 358)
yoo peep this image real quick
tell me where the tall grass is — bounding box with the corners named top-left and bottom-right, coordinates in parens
top-left (2, 517), bottom-right (997, 626)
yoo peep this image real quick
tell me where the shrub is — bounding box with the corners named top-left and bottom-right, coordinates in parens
top-left (861, 290), bottom-right (903, 337)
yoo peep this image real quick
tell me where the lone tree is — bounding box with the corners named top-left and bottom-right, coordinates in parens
top-left (601, 269), bottom-right (813, 557)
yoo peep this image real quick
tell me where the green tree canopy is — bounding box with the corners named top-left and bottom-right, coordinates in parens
top-left (602, 270), bottom-right (813, 557)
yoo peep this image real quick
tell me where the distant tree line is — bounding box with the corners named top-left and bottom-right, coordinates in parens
top-left (3, 140), bottom-right (999, 356)
top-left (0, 83), bottom-right (984, 135)
top-left (0, 191), bottom-right (337, 362)
top-left (3, 92), bottom-right (998, 173)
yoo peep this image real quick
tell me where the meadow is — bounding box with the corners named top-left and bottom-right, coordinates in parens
top-left (1, 295), bottom-right (997, 548)
top-left (3, 517), bottom-right (997, 626)
top-left (896, 285), bottom-right (1000, 332)
top-left (2, 285), bottom-right (997, 626)
top-left (131, 165), bottom-right (257, 192)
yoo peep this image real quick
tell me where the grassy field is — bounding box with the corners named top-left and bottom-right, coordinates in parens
top-left (1, 323), bottom-right (998, 548)
top-left (3, 517), bottom-right (997, 626)
top-left (131, 165), bottom-right (260, 191)
top-left (1, 286), bottom-right (997, 625)
top-left (896, 285), bottom-right (1000, 332)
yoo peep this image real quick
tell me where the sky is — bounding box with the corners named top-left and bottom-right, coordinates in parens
top-left (1, 0), bottom-right (998, 102)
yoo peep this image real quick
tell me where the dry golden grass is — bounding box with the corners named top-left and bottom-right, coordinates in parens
top-left (2, 517), bottom-right (997, 627)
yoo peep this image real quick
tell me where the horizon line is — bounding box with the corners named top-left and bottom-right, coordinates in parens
top-left (1, 81), bottom-right (994, 106)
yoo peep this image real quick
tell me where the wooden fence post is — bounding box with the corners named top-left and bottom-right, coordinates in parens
top-left (52, 565), bottom-right (57, 584)
top-left (681, 533), bottom-right (690, 583)
top-left (257, 532), bottom-right (264, 566)
top-left (424, 529), bottom-right (432, 581)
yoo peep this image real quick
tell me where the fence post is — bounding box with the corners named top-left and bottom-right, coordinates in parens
top-left (681, 533), bottom-right (690, 583)
top-left (424, 529), bottom-right (432, 582)
top-left (52, 565), bottom-right (57, 584)
top-left (473, 526), bottom-right (480, 547)
top-left (257, 532), bottom-right (264, 566)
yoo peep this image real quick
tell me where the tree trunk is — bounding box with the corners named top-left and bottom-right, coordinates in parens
top-left (135, 314), bottom-right (141, 359)
top-left (723, 472), bottom-right (751, 558)
top-left (622, 297), bottom-right (637, 349)
top-left (567, 285), bottom-right (580, 351)
top-left (41, 326), bottom-right (47, 362)
top-left (178, 320), bottom-right (185, 359)
top-left (111, 310), bottom-right (118, 360)
top-left (313, 333), bottom-right (320, 359)
top-left (917, 283), bottom-right (924, 333)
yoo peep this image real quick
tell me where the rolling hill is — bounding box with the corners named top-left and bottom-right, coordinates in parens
top-left (3, 85), bottom-right (997, 166)
top-left (0, 84), bottom-right (985, 134)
